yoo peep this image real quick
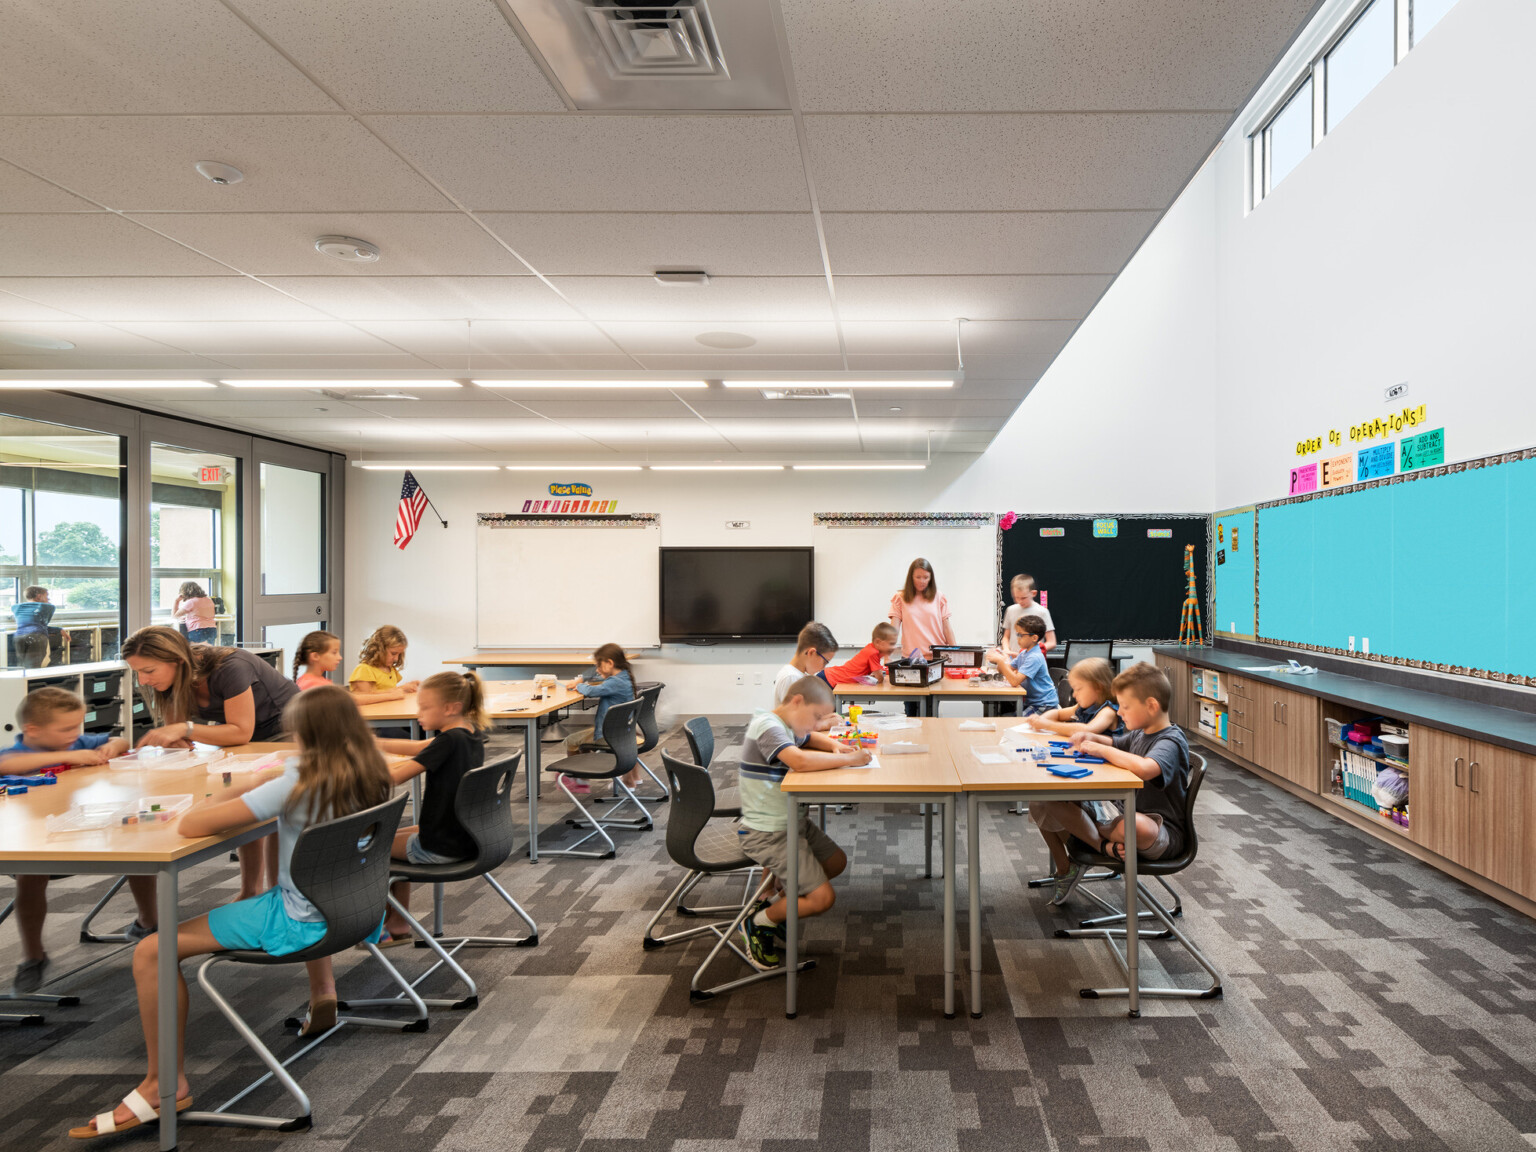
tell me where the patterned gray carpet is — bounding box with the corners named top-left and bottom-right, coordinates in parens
top-left (4, 719), bottom-right (1536, 1150)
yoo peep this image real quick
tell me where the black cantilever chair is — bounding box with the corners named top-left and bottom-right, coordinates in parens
top-left (182, 792), bottom-right (418, 1134)
top-left (545, 696), bottom-right (650, 859)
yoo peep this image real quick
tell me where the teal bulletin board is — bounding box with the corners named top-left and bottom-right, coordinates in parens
top-left (1255, 453), bottom-right (1536, 680)
top-left (1213, 507), bottom-right (1255, 638)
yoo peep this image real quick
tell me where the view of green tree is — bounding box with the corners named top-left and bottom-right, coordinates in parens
top-left (150, 509), bottom-right (160, 567)
top-left (36, 520), bottom-right (118, 567)
top-left (54, 578), bottom-right (119, 610)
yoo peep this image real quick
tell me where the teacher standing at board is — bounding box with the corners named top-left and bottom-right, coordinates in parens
top-left (889, 557), bottom-right (954, 659)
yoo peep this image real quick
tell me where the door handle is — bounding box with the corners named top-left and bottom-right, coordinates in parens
top-left (1453, 756), bottom-right (1464, 788)
top-left (1469, 761), bottom-right (1481, 794)
top-left (1282, 702), bottom-right (1288, 724)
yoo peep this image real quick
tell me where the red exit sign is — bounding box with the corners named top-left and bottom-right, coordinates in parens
top-left (199, 466), bottom-right (225, 484)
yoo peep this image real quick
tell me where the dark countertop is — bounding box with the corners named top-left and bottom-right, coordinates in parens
top-left (1153, 646), bottom-right (1536, 757)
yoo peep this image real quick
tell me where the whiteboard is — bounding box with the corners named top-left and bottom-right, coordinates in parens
top-left (476, 519), bottom-right (660, 648)
top-left (811, 517), bottom-right (1000, 652)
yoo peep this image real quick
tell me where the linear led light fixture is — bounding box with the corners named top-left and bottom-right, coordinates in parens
top-left (353, 464), bottom-right (498, 471)
top-left (0, 380), bottom-right (216, 390)
top-left (792, 463), bottom-right (927, 471)
top-left (648, 464), bottom-right (784, 472)
top-left (721, 380), bottom-right (954, 390)
top-left (222, 379), bottom-right (460, 389)
top-left (502, 465), bottom-right (643, 471)
top-left (472, 380), bottom-right (707, 390)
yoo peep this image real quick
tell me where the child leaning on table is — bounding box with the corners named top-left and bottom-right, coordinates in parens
top-left (985, 614), bottom-right (1059, 716)
top-left (2, 687), bottom-right (158, 995)
top-left (1034, 663), bottom-right (1192, 900)
top-left (560, 643), bottom-right (638, 791)
top-left (68, 685), bottom-right (393, 1139)
top-left (735, 675), bottom-right (870, 969)
top-left (823, 621), bottom-right (897, 687)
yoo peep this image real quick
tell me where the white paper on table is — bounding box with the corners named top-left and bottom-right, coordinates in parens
top-left (881, 742), bottom-right (929, 755)
top-left (957, 720), bottom-right (995, 731)
top-left (1005, 722), bottom-right (1036, 735)
top-left (843, 754), bottom-right (881, 769)
top-left (867, 716), bottom-right (918, 731)
top-left (970, 748), bottom-right (1009, 765)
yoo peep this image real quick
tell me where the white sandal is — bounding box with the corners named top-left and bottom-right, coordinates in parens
top-left (68, 1087), bottom-right (192, 1139)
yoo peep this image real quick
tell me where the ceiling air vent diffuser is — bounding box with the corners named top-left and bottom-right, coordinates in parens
top-left (583, 3), bottom-right (727, 77)
top-left (759, 388), bottom-right (852, 401)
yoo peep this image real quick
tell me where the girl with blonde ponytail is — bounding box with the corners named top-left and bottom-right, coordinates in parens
top-left (375, 670), bottom-right (490, 942)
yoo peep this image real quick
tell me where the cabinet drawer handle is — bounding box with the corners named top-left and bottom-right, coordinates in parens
top-left (1282, 702), bottom-right (1288, 723)
top-left (1453, 756), bottom-right (1464, 788)
top-left (1470, 760), bottom-right (1480, 794)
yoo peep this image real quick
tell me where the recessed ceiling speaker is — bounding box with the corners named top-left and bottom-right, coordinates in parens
top-left (194, 161), bottom-right (244, 185)
top-left (315, 235), bottom-right (382, 263)
top-left (695, 331), bottom-right (755, 349)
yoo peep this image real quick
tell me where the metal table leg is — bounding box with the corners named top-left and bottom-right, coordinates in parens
top-left (924, 804), bottom-right (933, 878)
top-left (968, 793), bottom-right (982, 1018)
top-left (1125, 788), bottom-right (1139, 1018)
top-left (943, 796), bottom-right (956, 1018)
top-left (785, 792), bottom-right (800, 1019)
top-left (156, 866), bottom-right (178, 1151)
top-left (523, 717), bottom-right (541, 862)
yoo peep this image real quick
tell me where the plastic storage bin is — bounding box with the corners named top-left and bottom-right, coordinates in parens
top-left (888, 656), bottom-right (945, 687)
top-left (120, 794), bottom-right (195, 825)
top-left (46, 801), bottom-right (129, 836)
top-left (111, 747), bottom-right (226, 772)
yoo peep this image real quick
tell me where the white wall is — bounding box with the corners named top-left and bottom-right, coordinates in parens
top-left (1212, 0), bottom-right (1536, 508)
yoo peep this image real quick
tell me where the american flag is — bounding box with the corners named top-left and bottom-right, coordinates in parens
top-left (394, 471), bottom-right (429, 550)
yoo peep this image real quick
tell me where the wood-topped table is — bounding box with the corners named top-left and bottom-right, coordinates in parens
top-left (0, 743), bottom-right (289, 1150)
top-left (831, 679), bottom-right (932, 714)
top-left (780, 717), bottom-right (963, 1019)
top-left (357, 683), bottom-right (587, 861)
top-left (942, 720), bottom-right (1145, 1018)
top-left (446, 652), bottom-right (638, 671)
top-left (834, 676), bottom-right (1027, 717)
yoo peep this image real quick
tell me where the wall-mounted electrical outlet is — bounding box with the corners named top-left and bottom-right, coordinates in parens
top-left (734, 673), bottom-right (744, 686)
top-left (753, 671), bottom-right (763, 686)
top-left (1349, 636), bottom-right (1356, 652)
top-left (1362, 637), bottom-right (1369, 654)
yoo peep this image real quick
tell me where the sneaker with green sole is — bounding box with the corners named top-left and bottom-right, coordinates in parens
top-left (1049, 862), bottom-right (1085, 905)
top-left (741, 915), bottom-right (784, 969)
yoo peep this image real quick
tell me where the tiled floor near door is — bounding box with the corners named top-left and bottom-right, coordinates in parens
top-left (3, 719), bottom-right (1535, 1150)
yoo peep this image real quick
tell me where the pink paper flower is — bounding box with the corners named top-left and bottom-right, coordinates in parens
top-left (999, 511), bottom-right (1017, 531)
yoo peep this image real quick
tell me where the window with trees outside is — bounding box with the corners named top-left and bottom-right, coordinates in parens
top-left (0, 415), bottom-right (124, 668)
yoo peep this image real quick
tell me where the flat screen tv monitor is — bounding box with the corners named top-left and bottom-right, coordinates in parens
top-left (659, 547), bottom-right (814, 642)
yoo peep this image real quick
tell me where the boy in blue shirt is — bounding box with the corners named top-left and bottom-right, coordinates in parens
top-left (986, 614), bottom-right (1060, 715)
top-left (2, 687), bottom-right (156, 994)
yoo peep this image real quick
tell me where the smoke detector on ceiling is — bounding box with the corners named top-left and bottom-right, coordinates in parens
top-left (583, 2), bottom-right (727, 76)
top-left (194, 161), bottom-right (244, 185)
top-left (760, 388), bottom-right (851, 400)
top-left (654, 269), bottom-right (709, 285)
top-left (315, 236), bottom-right (381, 263)
top-left (695, 331), bottom-right (755, 349)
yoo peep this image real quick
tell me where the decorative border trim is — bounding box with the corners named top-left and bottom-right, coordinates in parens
top-left (1251, 445), bottom-right (1536, 686)
top-left (813, 512), bottom-right (995, 528)
top-left (477, 512), bottom-right (659, 529)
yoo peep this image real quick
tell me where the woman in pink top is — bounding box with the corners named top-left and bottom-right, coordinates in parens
top-left (889, 558), bottom-right (954, 659)
top-left (171, 582), bottom-right (218, 644)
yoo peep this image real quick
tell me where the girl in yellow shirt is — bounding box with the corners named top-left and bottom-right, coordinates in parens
top-left (348, 625), bottom-right (421, 704)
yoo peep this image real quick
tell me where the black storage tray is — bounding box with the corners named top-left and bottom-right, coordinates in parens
top-left (83, 700), bottom-right (122, 731)
top-left (932, 645), bottom-right (987, 668)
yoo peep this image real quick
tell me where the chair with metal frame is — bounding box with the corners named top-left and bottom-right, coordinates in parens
top-left (0, 874), bottom-right (137, 1022)
top-left (180, 792), bottom-right (429, 1134)
top-left (543, 696), bottom-right (650, 859)
top-left (344, 753), bottom-right (537, 1015)
top-left (1053, 752), bottom-right (1222, 1006)
top-left (646, 751), bottom-right (807, 1001)
top-left (630, 681), bottom-right (670, 803)
top-left (1064, 640), bottom-right (1114, 669)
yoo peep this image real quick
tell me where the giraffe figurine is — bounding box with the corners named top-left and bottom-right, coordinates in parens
top-left (1178, 543), bottom-right (1204, 647)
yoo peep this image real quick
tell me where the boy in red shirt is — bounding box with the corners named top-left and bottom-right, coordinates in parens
top-left (824, 622), bottom-right (898, 686)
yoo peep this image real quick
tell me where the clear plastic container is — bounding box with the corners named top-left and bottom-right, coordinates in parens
top-left (215, 752), bottom-right (285, 775)
top-left (119, 794), bottom-right (194, 826)
top-left (46, 801), bottom-right (130, 836)
top-left (110, 747), bottom-right (226, 772)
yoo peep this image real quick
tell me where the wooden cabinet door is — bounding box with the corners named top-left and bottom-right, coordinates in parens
top-left (1410, 725), bottom-right (1470, 866)
top-left (1469, 738), bottom-right (1526, 895)
top-left (1225, 688), bottom-right (1256, 746)
top-left (1228, 724), bottom-right (1254, 763)
top-left (1154, 655), bottom-right (1186, 728)
top-left (1248, 684), bottom-right (1280, 772)
top-left (1276, 687), bottom-right (1320, 792)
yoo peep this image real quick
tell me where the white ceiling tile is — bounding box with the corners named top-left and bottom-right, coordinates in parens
top-left (0, 116), bottom-right (448, 212)
top-left (780, 0), bottom-right (1318, 112)
top-left (835, 275), bottom-right (1111, 321)
top-left (477, 213), bottom-right (826, 276)
top-left (841, 354), bottom-right (962, 371)
top-left (417, 352), bottom-right (638, 372)
top-left (352, 319), bottom-right (614, 355)
top-left (0, 321), bottom-right (192, 354)
top-left (370, 116), bottom-right (810, 211)
top-left (600, 321), bottom-right (840, 356)
top-left (110, 321), bottom-right (397, 354)
top-left (193, 354), bottom-right (433, 370)
top-left (152, 398), bottom-right (378, 419)
top-left (552, 277), bottom-right (833, 323)
top-left (0, 0), bottom-right (338, 114)
top-left (0, 277), bottom-right (327, 322)
top-left (0, 159), bottom-right (97, 211)
top-left (0, 353), bottom-right (222, 371)
top-left (413, 420), bottom-right (604, 447)
top-left (822, 212), bottom-right (1159, 275)
top-left (0, 215), bottom-right (233, 276)
top-left (510, 399), bottom-right (697, 420)
top-left (805, 114), bottom-right (1229, 210)
top-left (0, 291), bottom-right (85, 321)
top-left (961, 321), bottom-right (1082, 356)
top-left (632, 354), bottom-right (847, 372)
top-left (262, 277), bottom-right (578, 321)
top-left (127, 213), bottom-right (530, 277)
top-left (237, 0), bottom-right (563, 113)
top-left (705, 419), bottom-right (863, 446)
top-left (559, 420), bottom-right (728, 447)
top-left (840, 321), bottom-right (954, 355)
